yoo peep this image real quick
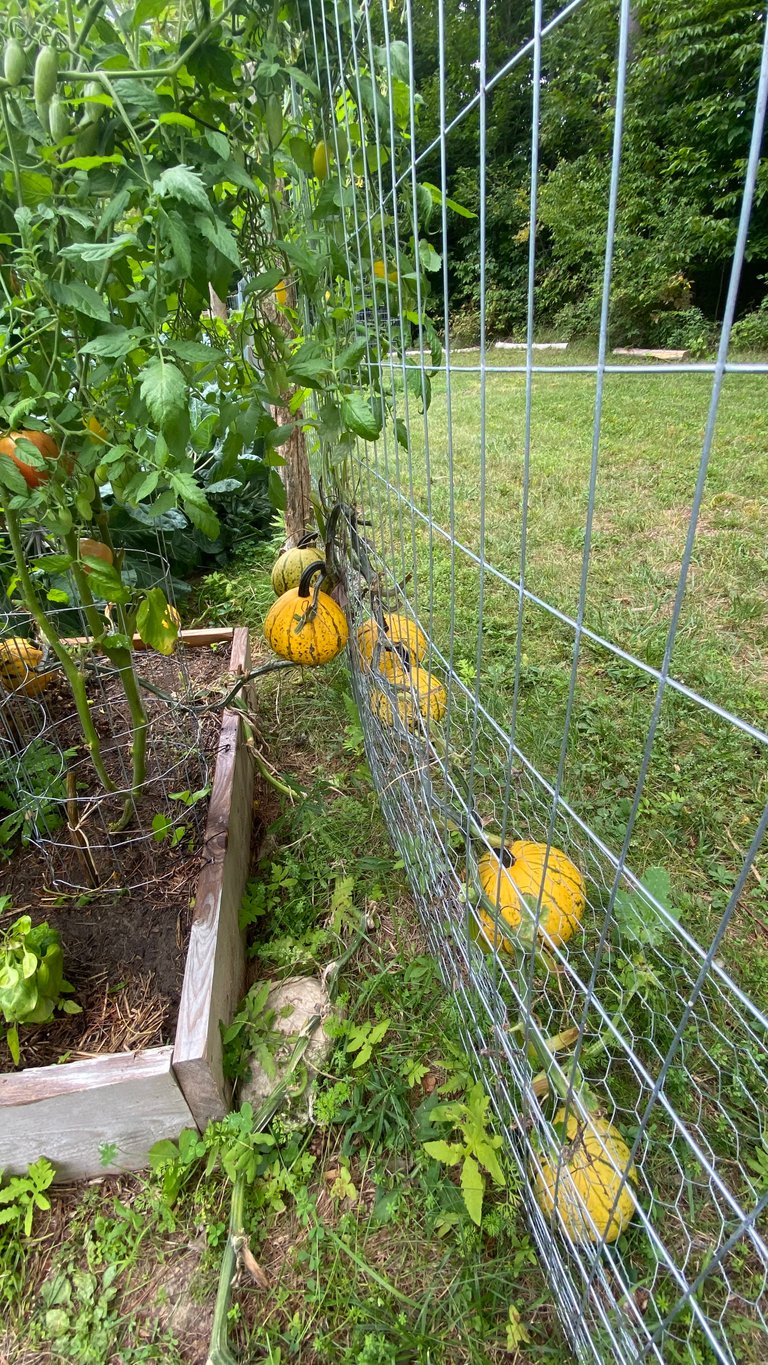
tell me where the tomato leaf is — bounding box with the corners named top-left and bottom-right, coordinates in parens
top-left (51, 281), bottom-right (110, 322)
top-left (140, 358), bottom-right (187, 430)
top-left (153, 164), bottom-right (211, 215)
top-left (59, 234), bottom-right (135, 263)
top-left (80, 329), bottom-right (140, 358)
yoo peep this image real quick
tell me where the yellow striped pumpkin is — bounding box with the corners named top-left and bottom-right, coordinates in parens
top-left (264, 560), bottom-right (348, 666)
top-left (372, 665), bottom-right (446, 729)
top-left (357, 612), bottom-right (427, 667)
top-left (271, 534), bottom-right (322, 596)
top-left (534, 1108), bottom-right (637, 1244)
top-left (475, 841), bottom-right (585, 951)
top-left (0, 637), bottom-right (51, 696)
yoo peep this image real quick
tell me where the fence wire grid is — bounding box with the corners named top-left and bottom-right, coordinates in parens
top-left (0, 547), bottom-right (206, 891)
top-left (297, 1), bottom-right (768, 1361)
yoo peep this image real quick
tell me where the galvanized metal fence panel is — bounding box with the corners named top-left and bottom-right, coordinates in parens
top-left (303, 3), bottom-right (768, 1360)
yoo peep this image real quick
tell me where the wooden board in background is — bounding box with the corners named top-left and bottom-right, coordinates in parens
top-left (60, 627), bottom-right (236, 649)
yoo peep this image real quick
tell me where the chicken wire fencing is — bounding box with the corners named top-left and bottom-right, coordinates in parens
top-left (295, 2), bottom-right (768, 1362)
top-left (0, 545), bottom-right (207, 891)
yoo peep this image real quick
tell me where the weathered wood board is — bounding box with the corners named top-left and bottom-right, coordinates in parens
top-left (0, 630), bottom-right (253, 1179)
top-left (612, 347), bottom-right (689, 361)
top-left (172, 627), bottom-right (252, 1126)
top-left (0, 1048), bottom-right (192, 1180)
top-left (61, 627), bottom-right (236, 649)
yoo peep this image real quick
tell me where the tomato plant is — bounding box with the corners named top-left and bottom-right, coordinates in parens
top-left (0, 0), bottom-right (438, 835)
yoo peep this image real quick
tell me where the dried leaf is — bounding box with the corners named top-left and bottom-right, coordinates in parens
top-left (232, 1234), bottom-right (269, 1289)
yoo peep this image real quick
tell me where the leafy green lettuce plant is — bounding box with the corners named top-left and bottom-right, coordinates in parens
top-left (0, 911), bottom-right (80, 1065)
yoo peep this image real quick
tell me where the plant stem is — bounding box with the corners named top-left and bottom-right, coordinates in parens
top-left (75, 0), bottom-right (108, 52)
top-left (62, 531), bottom-right (148, 826)
top-left (62, 530), bottom-right (106, 643)
top-left (65, 0), bottom-right (76, 46)
top-left (0, 91), bottom-right (24, 206)
top-left (206, 1176), bottom-right (244, 1365)
top-left (243, 723), bottom-right (304, 800)
top-left (105, 645), bottom-right (148, 830)
top-left (5, 508), bottom-right (115, 792)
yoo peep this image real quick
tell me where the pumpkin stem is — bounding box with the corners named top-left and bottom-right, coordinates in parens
top-left (297, 559), bottom-right (328, 598)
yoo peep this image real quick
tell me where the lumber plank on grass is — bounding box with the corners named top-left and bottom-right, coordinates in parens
top-left (60, 627), bottom-right (236, 648)
top-left (612, 347), bottom-right (689, 361)
top-left (172, 627), bottom-right (252, 1126)
top-left (0, 1047), bottom-right (193, 1181)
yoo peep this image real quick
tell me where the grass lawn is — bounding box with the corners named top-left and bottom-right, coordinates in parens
top-left (344, 348), bottom-right (768, 1360)
top-left (377, 346), bottom-right (767, 997)
top-left (0, 546), bottom-right (566, 1365)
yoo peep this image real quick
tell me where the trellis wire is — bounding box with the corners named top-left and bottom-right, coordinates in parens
top-left (1, 547), bottom-right (207, 891)
top-left (304, 2), bottom-right (768, 1362)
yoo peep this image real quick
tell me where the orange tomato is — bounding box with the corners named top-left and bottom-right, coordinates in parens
top-left (78, 538), bottom-right (114, 573)
top-left (85, 415), bottom-right (109, 442)
top-left (0, 430), bottom-right (60, 489)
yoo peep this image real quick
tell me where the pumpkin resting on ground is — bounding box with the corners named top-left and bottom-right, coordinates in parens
top-left (474, 841), bottom-right (585, 951)
top-left (264, 561), bottom-right (347, 666)
top-left (0, 638), bottom-right (51, 696)
top-left (372, 665), bottom-right (446, 729)
top-left (533, 1107), bottom-right (637, 1244)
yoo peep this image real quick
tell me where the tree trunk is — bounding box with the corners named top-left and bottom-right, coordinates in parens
top-left (263, 278), bottom-right (312, 547)
top-left (276, 410), bottom-right (312, 547)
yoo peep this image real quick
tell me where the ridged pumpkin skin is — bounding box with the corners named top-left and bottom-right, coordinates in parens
top-left (0, 430), bottom-right (60, 489)
top-left (372, 666), bottom-right (446, 729)
top-left (357, 613), bottom-right (427, 667)
top-left (264, 585), bottom-right (348, 666)
top-left (476, 841), bottom-right (585, 951)
top-left (0, 638), bottom-right (50, 696)
top-left (534, 1108), bottom-right (637, 1244)
top-left (271, 545), bottom-right (322, 596)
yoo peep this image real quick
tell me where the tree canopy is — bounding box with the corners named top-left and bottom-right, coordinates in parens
top-left (398, 0), bottom-right (768, 345)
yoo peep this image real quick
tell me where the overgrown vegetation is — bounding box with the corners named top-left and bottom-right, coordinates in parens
top-left (0, 616), bottom-right (564, 1362)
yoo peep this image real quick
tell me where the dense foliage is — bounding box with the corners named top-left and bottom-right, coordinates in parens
top-left (0, 0), bottom-right (445, 819)
top-left (404, 0), bottom-right (768, 344)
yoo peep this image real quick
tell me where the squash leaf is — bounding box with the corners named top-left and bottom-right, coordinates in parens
top-left (135, 587), bottom-right (179, 656)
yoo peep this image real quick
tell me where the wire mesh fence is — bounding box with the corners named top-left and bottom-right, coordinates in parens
top-left (299, 2), bottom-right (768, 1361)
top-left (1, 547), bottom-right (207, 891)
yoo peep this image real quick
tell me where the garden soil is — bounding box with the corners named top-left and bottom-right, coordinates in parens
top-left (0, 640), bottom-right (242, 1071)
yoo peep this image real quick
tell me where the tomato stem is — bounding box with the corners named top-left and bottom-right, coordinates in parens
top-left (5, 507), bottom-right (115, 793)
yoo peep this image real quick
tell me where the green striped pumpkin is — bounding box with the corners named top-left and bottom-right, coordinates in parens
top-left (271, 543), bottom-right (322, 596)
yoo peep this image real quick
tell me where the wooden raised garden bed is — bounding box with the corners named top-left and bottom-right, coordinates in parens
top-left (0, 629), bottom-right (253, 1181)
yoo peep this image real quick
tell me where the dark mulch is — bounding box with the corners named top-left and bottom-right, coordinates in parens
top-left (0, 639), bottom-right (240, 1072)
